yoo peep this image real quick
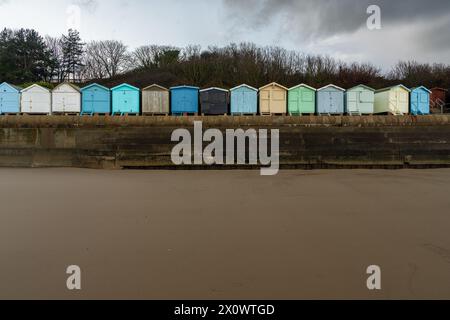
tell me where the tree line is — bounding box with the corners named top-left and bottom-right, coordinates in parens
top-left (1, 28), bottom-right (450, 93)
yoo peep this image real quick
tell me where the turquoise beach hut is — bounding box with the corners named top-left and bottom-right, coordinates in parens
top-left (230, 84), bottom-right (258, 115)
top-left (170, 86), bottom-right (199, 115)
top-left (410, 86), bottom-right (431, 115)
top-left (111, 83), bottom-right (140, 116)
top-left (81, 83), bottom-right (111, 115)
top-left (0, 82), bottom-right (21, 114)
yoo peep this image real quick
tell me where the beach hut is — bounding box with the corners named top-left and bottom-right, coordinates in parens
top-left (230, 84), bottom-right (258, 115)
top-left (20, 84), bottom-right (51, 114)
top-left (410, 86), bottom-right (431, 115)
top-left (111, 83), bottom-right (140, 116)
top-left (142, 84), bottom-right (169, 115)
top-left (81, 83), bottom-right (111, 115)
top-left (259, 82), bottom-right (288, 115)
top-left (200, 87), bottom-right (229, 115)
top-left (288, 84), bottom-right (316, 115)
top-left (431, 87), bottom-right (447, 104)
top-left (374, 85), bottom-right (410, 115)
top-left (345, 84), bottom-right (375, 115)
top-left (170, 86), bottom-right (199, 115)
top-left (0, 82), bottom-right (21, 115)
top-left (52, 82), bottom-right (81, 114)
top-left (430, 87), bottom-right (448, 113)
top-left (316, 84), bottom-right (345, 115)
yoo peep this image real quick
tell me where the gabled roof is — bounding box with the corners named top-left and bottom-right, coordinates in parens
top-left (317, 84), bottom-right (345, 92)
top-left (200, 87), bottom-right (229, 93)
top-left (170, 85), bottom-right (200, 90)
top-left (289, 83), bottom-right (317, 91)
top-left (53, 82), bottom-right (81, 92)
top-left (430, 87), bottom-right (448, 92)
top-left (411, 86), bottom-right (431, 94)
top-left (347, 84), bottom-right (375, 92)
top-left (81, 83), bottom-right (110, 92)
top-left (230, 84), bottom-right (258, 92)
top-left (0, 82), bottom-right (22, 92)
top-left (143, 84), bottom-right (169, 91)
top-left (375, 84), bottom-right (411, 93)
top-left (21, 84), bottom-right (51, 93)
top-left (259, 82), bottom-right (288, 91)
top-left (111, 83), bottom-right (140, 91)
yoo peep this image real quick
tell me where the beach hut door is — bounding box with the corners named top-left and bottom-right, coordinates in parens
top-left (260, 90), bottom-right (270, 114)
top-left (347, 91), bottom-right (358, 114)
top-left (120, 90), bottom-right (131, 113)
top-left (330, 91), bottom-right (340, 113)
top-left (244, 91), bottom-right (254, 113)
top-left (411, 91), bottom-right (419, 114)
top-left (419, 92), bottom-right (429, 114)
top-left (289, 90), bottom-right (300, 113)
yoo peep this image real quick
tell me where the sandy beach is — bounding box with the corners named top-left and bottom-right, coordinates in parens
top-left (0, 168), bottom-right (449, 299)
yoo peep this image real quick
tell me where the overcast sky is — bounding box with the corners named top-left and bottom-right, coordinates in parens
top-left (0, 0), bottom-right (449, 71)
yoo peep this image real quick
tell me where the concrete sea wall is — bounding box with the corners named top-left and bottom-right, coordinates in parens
top-left (0, 115), bottom-right (450, 169)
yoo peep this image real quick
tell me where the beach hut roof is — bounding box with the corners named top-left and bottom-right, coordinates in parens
top-left (411, 86), bottom-right (432, 93)
top-left (431, 87), bottom-right (448, 91)
top-left (347, 84), bottom-right (375, 92)
top-left (259, 82), bottom-right (288, 91)
top-left (142, 84), bottom-right (169, 91)
top-left (21, 84), bottom-right (51, 93)
top-left (0, 82), bottom-right (22, 92)
top-left (170, 85), bottom-right (200, 90)
top-left (111, 83), bottom-right (139, 91)
top-left (317, 84), bottom-right (345, 92)
top-left (200, 87), bottom-right (229, 93)
top-left (375, 84), bottom-right (411, 93)
top-left (230, 84), bottom-right (258, 92)
top-left (289, 83), bottom-right (317, 91)
top-left (54, 82), bottom-right (81, 92)
top-left (81, 83), bottom-right (110, 91)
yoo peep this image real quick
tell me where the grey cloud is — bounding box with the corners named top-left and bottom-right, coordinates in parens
top-left (223, 0), bottom-right (450, 39)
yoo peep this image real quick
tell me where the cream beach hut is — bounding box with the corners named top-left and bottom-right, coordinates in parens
top-left (374, 85), bottom-right (411, 115)
top-left (259, 82), bottom-right (288, 115)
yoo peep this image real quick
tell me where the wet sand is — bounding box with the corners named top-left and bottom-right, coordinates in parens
top-left (0, 168), bottom-right (450, 300)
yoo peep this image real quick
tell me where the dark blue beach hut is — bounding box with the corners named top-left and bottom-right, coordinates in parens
top-left (170, 86), bottom-right (199, 115)
top-left (81, 83), bottom-right (111, 115)
top-left (0, 82), bottom-right (21, 114)
top-left (410, 86), bottom-right (431, 115)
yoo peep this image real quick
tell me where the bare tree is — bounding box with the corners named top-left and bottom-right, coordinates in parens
top-left (45, 36), bottom-right (65, 82)
top-left (132, 45), bottom-right (180, 69)
top-left (82, 40), bottom-right (130, 79)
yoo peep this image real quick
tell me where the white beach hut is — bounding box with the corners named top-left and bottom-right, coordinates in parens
top-left (21, 84), bottom-right (52, 114)
top-left (52, 82), bottom-right (81, 114)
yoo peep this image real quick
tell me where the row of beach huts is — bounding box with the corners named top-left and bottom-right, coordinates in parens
top-left (0, 82), bottom-right (447, 116)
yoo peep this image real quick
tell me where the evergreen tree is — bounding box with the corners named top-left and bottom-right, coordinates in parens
top-left (61, 29), bottom-right (85, 82)
top-left (0, 28), bottom-right (52, 83)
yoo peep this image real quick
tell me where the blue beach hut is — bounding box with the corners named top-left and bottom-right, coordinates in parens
top-left (410, 86), bottom-right (431, 115)
top-left (317, 84), bottom-right (346, 115)
top-left (111, 83), bottom-right (140, 116)
top-left (170, 86), bottom-right (199, 115)
top-left (81, 83), bottom-right (111, 115)
top-left (0, 82), bottom-right (21, 114)
top-left (230, 84), bottom-right (258, 115)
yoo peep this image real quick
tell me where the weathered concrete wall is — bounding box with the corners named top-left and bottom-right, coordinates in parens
top-left (0, 115), bottom-right (450, 169)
